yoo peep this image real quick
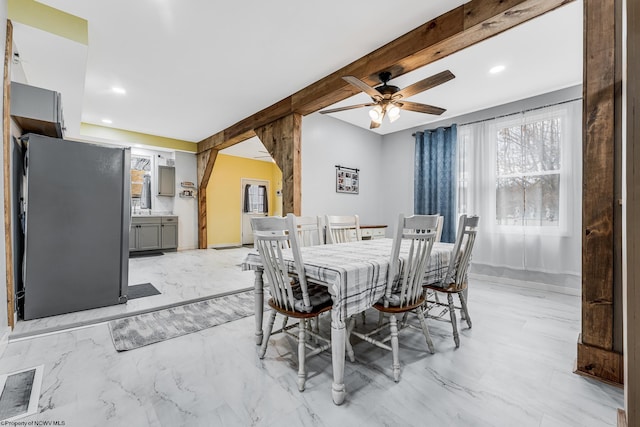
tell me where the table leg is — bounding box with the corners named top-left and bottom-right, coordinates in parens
top-left (254, 268), bottom-right (264, 345)
top-left (331, 313), bottom-right (346, 405)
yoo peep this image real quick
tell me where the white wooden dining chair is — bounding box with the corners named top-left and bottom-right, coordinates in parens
top-left (325, 214), bottom-right (361, 243)
top-left (294, 215), bottom-right (325, 246)
top-left (423, 214), bottom-right (479, 348)
top-left (251, 214), bottom-right (332, 392)
top-left (435, 215), bottom-right (444, 242)
top-left (347, 214), bottom-right (438, 382)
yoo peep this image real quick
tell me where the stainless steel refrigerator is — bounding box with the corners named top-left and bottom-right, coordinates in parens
top-left (19, 133), bottom-right (130, 320)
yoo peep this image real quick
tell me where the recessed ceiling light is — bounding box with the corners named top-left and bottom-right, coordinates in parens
top-left (489, 65), bottom-right (506, 74)
top-left (111, 87), bottom-right (126, 95)
top-left (101, 119), bottom-right (113, 124)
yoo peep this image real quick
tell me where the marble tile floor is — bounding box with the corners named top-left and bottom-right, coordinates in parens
top-left (11, 247), bottom-right (255, 338)
top-left (0, 278), bottom-right (623, 426)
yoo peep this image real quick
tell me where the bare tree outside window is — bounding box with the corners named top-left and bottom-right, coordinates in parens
top-left (495, 118), bottom-right (562, 227)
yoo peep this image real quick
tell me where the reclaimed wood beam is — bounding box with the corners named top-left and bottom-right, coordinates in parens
top-left (624, 0), bottom-right (640, 422)
top-left (3, 20), bottom-right (13, 328)
top-left (254, 114), bottom-right (301, 216)
top-left (197, 0), bottom-right (575, 153)
top-left (196, 148), bottom-right (218, 249)
top-left (576, 0), bottom-right (623, 385)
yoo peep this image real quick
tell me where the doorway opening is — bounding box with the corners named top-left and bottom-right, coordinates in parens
top-left (241, 179), bottom-right (270, 245)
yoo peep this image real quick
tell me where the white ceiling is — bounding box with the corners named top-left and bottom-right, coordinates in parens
top-left (10, 0), bottom-right (582, 151)
top-left (323, 2), bottom-right (583, 134)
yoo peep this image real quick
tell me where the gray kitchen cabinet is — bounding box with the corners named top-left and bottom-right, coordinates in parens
top-left (11, 82), bottom-right (65, 138)
top-left (130, 216), bottom-right (162, 251)
top-left (130, 215), bottom-right (178, 252)
top-left (157, 165), bottom-right (175, 196)
top-left (161, 216), bottom-right (178, 249)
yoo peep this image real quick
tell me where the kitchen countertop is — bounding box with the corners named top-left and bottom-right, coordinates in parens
top-left (131, 212), bottom-right (176, 217)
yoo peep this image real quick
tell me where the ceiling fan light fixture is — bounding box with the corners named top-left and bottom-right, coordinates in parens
top-left (369, 105), bottom-right (383, 122)
top-left (387, 105), bottom-right (401, 122)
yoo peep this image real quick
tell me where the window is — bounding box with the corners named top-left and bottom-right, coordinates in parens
top-left (244, 184), bottom-right (268, 213)
top-left (456, 99), bottom-right (581, 276)
top-left (495, 116), bottom-right (562, 227)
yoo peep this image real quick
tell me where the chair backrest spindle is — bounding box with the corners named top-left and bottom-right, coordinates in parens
top-left (325, 214), bottom-right (361, 244)
top-left (251, 215), bottom-right (312, 311)
top-left (294, 215), bottom-right (324, 246)
top-left (387, 214), bottom-right (439, 309)
top-left (440, 214), bottom-right (480, 289)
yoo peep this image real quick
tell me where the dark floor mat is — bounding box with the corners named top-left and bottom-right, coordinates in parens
top-left (127, 283), bottom-right (161, 300)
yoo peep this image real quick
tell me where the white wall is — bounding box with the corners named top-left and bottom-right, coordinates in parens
top-left (379, 128), bottom-right (416, 237)
top-left (173, 151), bottom-right (197, 250)
top-left (301, 113), bottom-right (384, 225)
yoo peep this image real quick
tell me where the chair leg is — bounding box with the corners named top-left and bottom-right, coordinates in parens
top-left (415, 309), bottom-right (435, 354)
top-left (346, 316), bottom-right (356, 363)
top-left (297, 319), bottom-right (307, 392)
top-left (389, 314), bottom-right (400, 382)
top-left (458, 292), bottom-right (472, 329)
top-left (259, 310), bottom-right (277, 358)
top-left (447, 294), bottom-right (460, 348)
top-left (400, 312), bottom-right (410, 328)
top-left (377, 311), bottom-right (385, 328)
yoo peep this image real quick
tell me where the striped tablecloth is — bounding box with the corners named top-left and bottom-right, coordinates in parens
top-left (242, 238), bottom-right (453, 322)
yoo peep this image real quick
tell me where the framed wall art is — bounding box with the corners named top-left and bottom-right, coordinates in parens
top-left (335, 165), bottom-right (359, 194)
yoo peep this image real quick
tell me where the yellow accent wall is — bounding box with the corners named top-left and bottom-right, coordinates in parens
top-left (207, 154), bottom-right (282, 246)
top-left (8, 0), bottom-right (88, 45)
top-left (80, 123), bottom-right (197, 152)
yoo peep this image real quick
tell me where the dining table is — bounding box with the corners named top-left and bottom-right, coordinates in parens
top-left (241, 237), bottom-right (453, 405)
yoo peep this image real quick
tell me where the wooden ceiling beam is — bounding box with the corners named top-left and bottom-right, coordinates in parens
top-left (197, 0), bottom-right (574, 153)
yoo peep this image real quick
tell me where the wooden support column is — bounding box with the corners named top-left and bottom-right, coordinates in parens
top-left (3, 20), bottom-right (13, 328)
top-left (624, 0), bottom-right (640, 422)
top-left (196, 148), bottom-right (218, 249)
top-left (576, 0), bottom-right (623, 385)
top-left (254, 113), bottom-right (301, 216)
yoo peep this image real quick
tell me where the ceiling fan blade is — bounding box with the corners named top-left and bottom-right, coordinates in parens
top-left (343, 76), bottom-right (383, 101)
top-left (400, 101), bottom-right (446, 115)
top-left (320, 103), bottom-right (376, 114)
top-left (394, 70), bottom-right (455, 100)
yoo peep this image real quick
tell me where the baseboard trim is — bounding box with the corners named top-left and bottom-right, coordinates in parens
top-left (469, 273), bottom-right (581, 296)
top-left (617, 409), bottom-right (627, 427)
top-left (575, 334), bottom-right (624, 386)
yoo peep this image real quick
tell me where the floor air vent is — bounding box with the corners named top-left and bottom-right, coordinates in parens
top-left (0, 365), bottom-right (43, 421)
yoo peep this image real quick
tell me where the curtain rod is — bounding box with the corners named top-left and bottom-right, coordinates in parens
top-left (411, 97), bottom-right (582, 136)
top-left (335, 165), bottom-right (359, 172)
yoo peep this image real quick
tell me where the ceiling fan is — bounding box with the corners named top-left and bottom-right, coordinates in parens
top-left (320, 70), bottom-right (455, 129)
top-left (253, 150), bottom-right (272, 159)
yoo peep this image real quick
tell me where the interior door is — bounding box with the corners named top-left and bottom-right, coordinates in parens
top-left (241, 179), bottom-right (270, 245)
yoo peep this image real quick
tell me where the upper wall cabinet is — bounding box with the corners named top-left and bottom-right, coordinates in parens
top-left (11, 82), bottom-right (65, 138)
top-left (157, 165), bottom-right (175, 196)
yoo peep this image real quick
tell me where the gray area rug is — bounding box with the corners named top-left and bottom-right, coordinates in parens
top-left (109, 290), bottom-right (256, 351)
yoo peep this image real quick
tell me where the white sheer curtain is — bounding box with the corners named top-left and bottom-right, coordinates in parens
top-left (457, 100), bottom-right (582, 284)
